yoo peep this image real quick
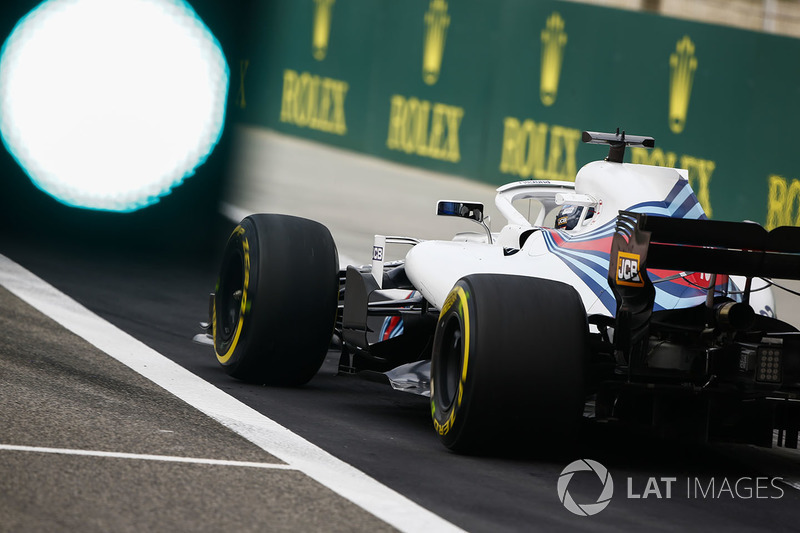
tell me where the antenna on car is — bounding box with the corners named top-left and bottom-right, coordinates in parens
top-left (582, 128), bottom-right (655, 163)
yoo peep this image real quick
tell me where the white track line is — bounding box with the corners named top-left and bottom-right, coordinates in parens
top-left (0, 444), bottom-right (296, 470)
top-left (0, 254), bottom-right (464, 533)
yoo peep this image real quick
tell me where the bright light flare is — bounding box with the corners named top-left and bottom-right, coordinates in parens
top-left (0, 0), bottom-right (229, 212)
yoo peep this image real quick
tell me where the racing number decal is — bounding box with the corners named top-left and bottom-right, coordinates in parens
top-left (216, 226), bottom-right (251, 364)
top-left (372, 246), bottom-right (384, 261)
top-left (616, 251), bottom-right (644, 287)
top-left (432, 286), bottom-right (470, 436)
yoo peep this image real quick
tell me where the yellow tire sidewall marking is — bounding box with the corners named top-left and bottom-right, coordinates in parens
top-left (433, 284), bottom-right (470, 435)
top-left (216, 227), bottom-right (250, 364)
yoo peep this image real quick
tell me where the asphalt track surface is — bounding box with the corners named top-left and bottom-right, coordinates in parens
top-left (2, 128), bottom-right (800, 531)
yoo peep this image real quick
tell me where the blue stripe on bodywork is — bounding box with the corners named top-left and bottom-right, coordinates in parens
top-left (542, 179), bottom-right (712, 314)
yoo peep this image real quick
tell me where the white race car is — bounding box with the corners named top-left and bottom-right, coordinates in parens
top-left (203, 130), bottom-right (800, 452)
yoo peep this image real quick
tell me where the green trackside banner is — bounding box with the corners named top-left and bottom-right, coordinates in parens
top-left (235, 0), bottom-right (800, 228)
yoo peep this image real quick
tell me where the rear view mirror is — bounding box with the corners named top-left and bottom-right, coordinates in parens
top-left (437, 201), bottom-right (485, 222)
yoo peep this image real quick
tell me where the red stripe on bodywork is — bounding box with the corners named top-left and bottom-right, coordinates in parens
top-left (546, 230), bottom-right (613, 253)
top-left (382, 316), bottom-right (401, 341)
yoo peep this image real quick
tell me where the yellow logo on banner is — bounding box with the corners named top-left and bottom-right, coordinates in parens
top-left (312, 0), bottom-right (335, 61)
top-left (499, 117), bottom-right (581, 181)
top-left (423, 0), bottom-right (450, 85)
top-left (766, 175), bottom-right (800, 229)
top-left (280, 69), bottom-right (348, 135)
top-left (386, 94), bottom-right (464, 162)
top-left (669, 36), bottom-right (697, 134)
top-left (540, 12), bottom-right (567, 107)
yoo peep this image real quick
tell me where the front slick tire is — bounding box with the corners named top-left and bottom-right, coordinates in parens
top-left (213, 214), bottom-right (339, 386)
top-left (430, 274), bottom-right (587, 453)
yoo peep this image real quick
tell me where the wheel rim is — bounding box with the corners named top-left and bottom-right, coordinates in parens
top-left (437, 316), bottom-right (463, 411)
top-left (218, 251), bottom-right (244, 343)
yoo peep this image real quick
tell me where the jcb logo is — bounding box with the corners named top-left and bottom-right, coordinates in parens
top-left (616, 252), bottom-right (644, 287)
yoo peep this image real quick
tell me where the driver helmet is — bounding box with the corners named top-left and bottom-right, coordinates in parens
top-left (555, 205), bottom-right (595, 230)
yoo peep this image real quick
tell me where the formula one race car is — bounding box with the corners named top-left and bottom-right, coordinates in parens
top-left (201, 130), bottom-right (800, 452)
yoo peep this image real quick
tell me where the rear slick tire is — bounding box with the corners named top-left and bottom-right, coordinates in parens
top-left (213, 214), bottom-right (339, 386)
top-left (430, 274), bottom-right (588, 453)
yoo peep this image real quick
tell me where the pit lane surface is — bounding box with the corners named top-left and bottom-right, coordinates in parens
top-left (0, 246), bottom-right (423, 532)
top-left (3, 129), bottom-right (800, 531)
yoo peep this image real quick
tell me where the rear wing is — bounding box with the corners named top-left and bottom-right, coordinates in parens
top-left (608, 211), bottom-right (800, 361)
top-left (610, 212), bottom-right (800, 282)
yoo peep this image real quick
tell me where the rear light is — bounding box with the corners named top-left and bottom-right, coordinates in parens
top-left (755, 344), bottom-right (783, 384)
